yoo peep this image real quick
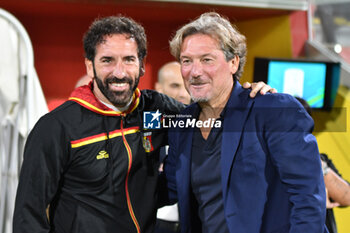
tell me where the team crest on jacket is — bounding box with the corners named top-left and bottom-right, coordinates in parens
top-left (142, 132), bottom-right (154, 152)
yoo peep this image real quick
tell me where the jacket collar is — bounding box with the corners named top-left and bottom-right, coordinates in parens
top-left (68, 81), bottom-right (140, 116)
top-left (222, 80), bottom-right (250, 114)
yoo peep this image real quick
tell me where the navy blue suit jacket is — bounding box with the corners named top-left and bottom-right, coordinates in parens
top-left (165, 82), bottom-right (328, 233)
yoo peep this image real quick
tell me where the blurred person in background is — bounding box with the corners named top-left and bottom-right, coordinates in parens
top-left (75, 74), bottom-right (93, 88)
top-left (155, 61), bottom-right (191, 105)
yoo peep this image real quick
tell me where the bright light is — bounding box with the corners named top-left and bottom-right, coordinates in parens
top-left (334, 44), bottom-right (342, 53)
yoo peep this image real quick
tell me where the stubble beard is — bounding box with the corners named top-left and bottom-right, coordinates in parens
top-left (187, 77), bottom-right (210, 103)
top-left (190, 95), bottom-right (210, 103)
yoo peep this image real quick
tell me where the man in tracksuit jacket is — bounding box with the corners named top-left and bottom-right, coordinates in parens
top-left (13, 15), bottom-right (187, 233)
top-left (13, 16), bottom-right (270, 233)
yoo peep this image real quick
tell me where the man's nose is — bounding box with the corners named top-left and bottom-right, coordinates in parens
top-left (190, 60), bottom-right (203, 77)
top-left (112, 61), bottom-right (126, 78)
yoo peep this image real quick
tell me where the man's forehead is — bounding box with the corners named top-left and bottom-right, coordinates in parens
top-left (101, 33), bottom-right (135, 41)
top-left (180, 36), bottom-right (221, 56)
top-left (97, 34), bottom-right (137, 48)
top-left (95, 34), bottom-right (139, 56)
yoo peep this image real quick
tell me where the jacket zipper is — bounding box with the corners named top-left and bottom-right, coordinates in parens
top-left (121, 116), bottom-right (141, 233)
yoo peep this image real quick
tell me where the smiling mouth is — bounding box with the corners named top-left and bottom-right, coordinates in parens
top-left (111, 83), bottom-right (127, 87)
top-left (189, 78), bottom-right (207, 86)
top-left (191, 82), bottom-right (207, 87)
top-left (109, 82), bottom-right (129, 91)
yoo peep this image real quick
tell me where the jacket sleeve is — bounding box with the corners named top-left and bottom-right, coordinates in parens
top-left (263, 94), bottom-right (327, 233)
top-left (159, 92), bottom-right (186, 116)
top-left (13, 114), bottom-right (70, 233)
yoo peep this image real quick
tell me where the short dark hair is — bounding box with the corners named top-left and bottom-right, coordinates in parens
top-left (83, 16), bottom-right (147, 62)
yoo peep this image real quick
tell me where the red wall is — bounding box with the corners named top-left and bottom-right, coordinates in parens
top-left (290, 10), bottom-right (309, 57)
top-left (1, 0), bottom-right (178, 100)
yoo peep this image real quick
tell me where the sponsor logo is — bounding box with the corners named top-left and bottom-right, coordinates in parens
top-left (96, 150), bottom-right (109, 160)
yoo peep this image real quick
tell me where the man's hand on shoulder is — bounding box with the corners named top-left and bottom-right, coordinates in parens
top-left (242, 81), bottom-right (277, 98)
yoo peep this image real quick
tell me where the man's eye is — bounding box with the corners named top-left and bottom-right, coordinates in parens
top-left (102, 58), bottom-right (111, 63)
top-left (203, 58), bottom-right (212, 63)
top-left (170, 83), bottom-right (180, 88)
top-left (125, 57), bottom-right (136, 63)
top-left (181, 59), bottom-right (190, 65)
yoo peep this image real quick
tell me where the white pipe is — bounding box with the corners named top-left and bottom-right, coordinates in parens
top-left (0, 8), bottom-right (36, 136)
top-left (307, 0), bottom-right (314, 41)
top-left (144, 0), bottom-right (308, 10)
top-left (0, 8), bottom-right (36, 233)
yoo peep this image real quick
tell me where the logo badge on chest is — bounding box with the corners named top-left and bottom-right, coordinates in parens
top-left (142, 132), bottom-right (154, 152)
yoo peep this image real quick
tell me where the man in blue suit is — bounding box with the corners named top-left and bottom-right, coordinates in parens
top-left (164, 12), bottom-right (328, 233)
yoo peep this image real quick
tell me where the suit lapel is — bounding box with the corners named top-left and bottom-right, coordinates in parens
top-left (221, 82), bottom-right (254, 200)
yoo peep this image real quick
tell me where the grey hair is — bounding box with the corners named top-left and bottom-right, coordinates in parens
top-left (169, 12), bottom-right (247, 80)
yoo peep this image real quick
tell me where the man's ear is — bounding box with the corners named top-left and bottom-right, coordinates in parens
top-left (229, 55), bottom-right (240, 75)
top-left (140, 58), bottom-right (146, 76)
top-left (85, 58), bottom-right (94, 78)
